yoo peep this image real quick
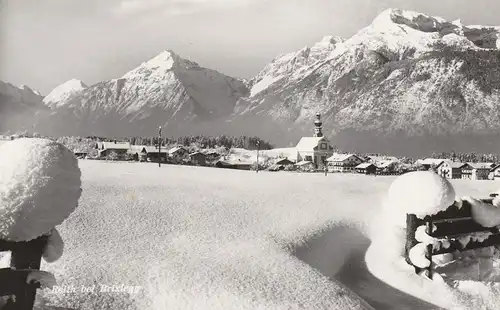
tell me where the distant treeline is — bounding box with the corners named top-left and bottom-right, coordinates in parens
top-left (87, 134), bottom-right (274, 150)
top-left (430, 152), bottom-right (499, 163)
top-left (8, 131), bottom-right (274, 151)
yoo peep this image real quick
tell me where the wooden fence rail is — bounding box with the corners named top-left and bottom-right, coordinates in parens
top-left (405, 197), bottom-right (500, 279)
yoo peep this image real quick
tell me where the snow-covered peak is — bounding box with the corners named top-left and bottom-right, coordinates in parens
top-left (121, 49), bottom-right (198, 80)
top-left (43, 79), bottom-right (87, 108)
top-left (249, 36), bottom-right (343, 97)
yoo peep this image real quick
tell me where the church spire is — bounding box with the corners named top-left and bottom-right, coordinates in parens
top-left (313, 113), bottom-right (323, 137)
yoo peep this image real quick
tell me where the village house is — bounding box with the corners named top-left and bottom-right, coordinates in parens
top-left (168, 146), bottom-right (188, 162)
top-left (367, 155), bottom-right (399, 164)
top-left (295, 113), bottom-right (334, 169)
top-left (267, 158), bottom-right (295, 172)
top-left (375, 160), bottom-right (398, 174)
top-left (204, 151), bottom-right (221, 162)
top-left (295, 160), bottom-right (316, 172)
top-left (128, 145), bottom-right (168, 162)
top-left (416, 158), bottom-right (446, 171)
top-left (462, 163), bottom-right (492, 180)
top-left (96, 141), bottom-right (131, 159)
top-left (143, 146), bottom-right (168, 163)
top-left (189, 152), bottom-right (206, 166)
top-left (355, 163), bottom-right (377, 175)
top-left (437, 160), bottom-right (467, 179)
top-left (128, 145), bottom-right (147, 161)
top-left (326, 153), bottom-right (365, 173)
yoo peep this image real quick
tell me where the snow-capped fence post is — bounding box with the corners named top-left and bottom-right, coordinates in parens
top-left (405, 213), bottom-right (421, 266)
top-left (0, 235), bottom-right (48, 310)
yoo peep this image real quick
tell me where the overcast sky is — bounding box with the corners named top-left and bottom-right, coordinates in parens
top-left (1, 0), bottom-right (499, 94)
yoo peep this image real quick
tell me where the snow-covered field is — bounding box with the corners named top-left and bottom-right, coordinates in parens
top-left (35, 161), bottom-right (500, 309)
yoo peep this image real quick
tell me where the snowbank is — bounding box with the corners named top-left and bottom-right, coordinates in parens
top-left (0, 138), bottom-right (82, 241)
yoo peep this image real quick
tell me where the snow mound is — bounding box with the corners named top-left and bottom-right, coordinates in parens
top-left (462, 196), bottom-right (500, 227)
top-left (384, 171), bottom-right (455, 223)
top-left (0, 138), bottom-right (82, 241)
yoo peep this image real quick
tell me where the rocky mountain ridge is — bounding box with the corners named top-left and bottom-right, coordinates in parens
top-left (3, 8), bottom-right (500, 156)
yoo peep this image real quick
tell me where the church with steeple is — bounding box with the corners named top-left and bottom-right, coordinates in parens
top-left (295, 113), bottom-right (334, 168)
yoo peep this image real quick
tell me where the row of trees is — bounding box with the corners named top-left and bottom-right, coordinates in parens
top-left (430, 151), bottom-right (499, 164)
top-left (8, 132), bottom-right (273, 153)
top-left (89, 134), bottom-right (274, 151)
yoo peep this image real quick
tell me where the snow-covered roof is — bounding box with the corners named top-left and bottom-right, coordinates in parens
top-left (142, 146), bottom-right (167, 154)
top-left (326, 153), bottom-right (360, 162)
top-left (295, 160), bottom-right (313, 166)
top-left (295, 137), bottom-right (325, 151)
top-left (417, 158), bottom-right (446, 166)
top-left (367, 155), bottom-right (399, 163)
top-left (189, 152), bottom-right (205, 157)
top-left (101, 141), bottom-right (131, 150)
top-left (355, 163), bottom-right (375, 169)
top-left (275, 158), bottom-right (294, 165)
top-left (467, 163), bottom-right (493, 169)
top-left (441, 160), bottom-right (466, 169)
top-left (169, 146), bottom-right (186, 154)
top-left (376, 160), bottom-right (397, 168)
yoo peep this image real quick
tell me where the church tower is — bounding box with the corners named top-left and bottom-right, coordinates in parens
top-left (313, 113), bottom-right (323, 137)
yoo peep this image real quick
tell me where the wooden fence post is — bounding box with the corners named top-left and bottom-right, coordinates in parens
top-left (425, 220), bottom-right (433, 279)
top-left (405, 214), bottom-right (421, 266)
top-left (2, 235), bottom-right (48, 310)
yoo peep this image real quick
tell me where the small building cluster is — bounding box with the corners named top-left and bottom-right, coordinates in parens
top-left (287, 114), bottom-right (401, 174)
top-left (93, 141), bottom-right (216, 166)
top-left (5, 117), bottom-right (500, 179)
top-left (417, 158), bottom-right (498, 180)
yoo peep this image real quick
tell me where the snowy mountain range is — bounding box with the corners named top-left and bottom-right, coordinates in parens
top-left (3, 8), bottom-right (500, 156)
top-left (0, 81), bottom-right (47, 133)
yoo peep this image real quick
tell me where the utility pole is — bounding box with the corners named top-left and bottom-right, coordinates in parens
top-left (158, 126), bottom-right (162, 168)
top-left (256, 141), bottom-right (260, 173)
